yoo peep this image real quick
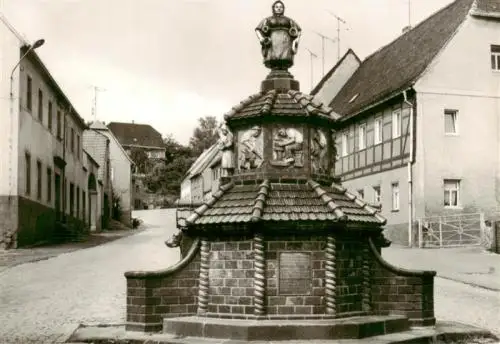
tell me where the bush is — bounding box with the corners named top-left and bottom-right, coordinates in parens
top-left (132, 218), bottom-right (142, 229)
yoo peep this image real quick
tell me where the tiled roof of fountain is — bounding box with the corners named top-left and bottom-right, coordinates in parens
top-left (185, 179), bottom-right (386, 227)
top-left (223, 89), bottom-right (342, 123)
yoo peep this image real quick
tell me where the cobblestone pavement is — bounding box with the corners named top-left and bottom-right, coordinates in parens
top-left (1, 209), bottom-right (499, 343)
top-left (0, 209), bottom-right (180, 344)
top-left (0, 229), bottom-right (141, 273)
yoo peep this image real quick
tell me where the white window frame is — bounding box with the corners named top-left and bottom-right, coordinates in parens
top-left (444, 109), bottom-right (458, 135)
top-left (391, 182), bottom-right (400, 211)
top-left (341, 132), bottom-right (348, 157)
top-left (443, 179), bottom-right (460, 208)
top-left (358, 123), bottom-right (366, 150)
top-left (374, 117), bottom-right (382, 144)
top-left (491, 45), bottom-right (500, 71)
top-left (392, 110), bottom-right (401, 138)
top-left (373, 185), bottom-right (381, 204)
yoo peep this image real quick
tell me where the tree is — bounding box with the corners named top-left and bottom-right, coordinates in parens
top-left (129, 147), bottom-right (149, 173)
top-left (188, 116), bottom-right (220, 157)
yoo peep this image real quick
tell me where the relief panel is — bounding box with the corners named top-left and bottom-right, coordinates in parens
top-left (270, 126), bottom-right (304, 168)
top-left (238, 125), bottom-right (264, 171)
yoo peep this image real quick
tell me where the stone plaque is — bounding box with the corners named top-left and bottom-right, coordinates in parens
top-left (278, 252), bottom-right (312, 295)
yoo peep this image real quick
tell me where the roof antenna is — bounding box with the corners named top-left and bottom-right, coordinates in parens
top-left (325, 10), bottom-right (348, 61)
top-left (91, 85), bottom-right (106, 122)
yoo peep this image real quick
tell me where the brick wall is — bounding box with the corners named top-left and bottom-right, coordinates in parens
top-left (265, 236), bottom-right (326, 316)
top-left (369, 238), bottom-right (436, 326)
top-left (208, 240), bottom-right (254, 315)
top-left (125, 246), bottom-right (201, 332)
top-left (336, 236), bottom-right (364, 314)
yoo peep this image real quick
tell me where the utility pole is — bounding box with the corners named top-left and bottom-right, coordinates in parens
top-left (91, 85), bottom-right (106, 121)
top-left (305, 47), bottom-right (318, 91)
top-left (325, 10), bottom-right (348, 61)
top-left (314, 31), bottom-right (337, 77)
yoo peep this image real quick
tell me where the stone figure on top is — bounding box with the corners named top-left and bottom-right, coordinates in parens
top-left (218, 124), bottom-right (235, 177)
top-left (255, 0), bottom-right (302, 70)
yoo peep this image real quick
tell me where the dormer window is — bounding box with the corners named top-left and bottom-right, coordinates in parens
top-left (348, 93), bottom-right (359, 103)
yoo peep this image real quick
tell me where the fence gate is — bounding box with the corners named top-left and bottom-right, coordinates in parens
top-left (417, 213), bottom-right (486, 248)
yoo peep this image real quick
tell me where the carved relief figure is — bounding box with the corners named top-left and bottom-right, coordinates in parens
top-left (311, 128), bottom-right (328, 174)
top-left (255, 0), bottom-right (302, 70)
top-left (271, 127), bottom-right (304, 167)
top-left (239, 126), bottom-right (264, 170)
top-left (218, 124), bottom-right (235, 177)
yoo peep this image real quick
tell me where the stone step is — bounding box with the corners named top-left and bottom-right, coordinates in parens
top-left (163, 315), bottom-right (410, 341)
top-left (67, 321), bottom-right (499, 344)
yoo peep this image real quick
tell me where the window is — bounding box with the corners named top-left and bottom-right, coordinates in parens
top-left (57, 110), bottom-right (62, 139)
top-left (357, 189), bottom-right (364, 199)
top-left (444, 109), bottom-right (458, 134)
top-left (76, 186), bottom-right (80, 219)
top-left (358, 124), bottom-right (366, 150)
top-left (48, 101), bottom-right (53, 131)
top-left (26, 76), bottom-right (32, 111)
top-left (38, 89), bottom-right (43, 122)
top-left (76, 134), bottom-right (80, 160)
top-left (374, 117), bottom-right (382, 144)
top-left (392, 110), bottom-right (401, 138)
top-left (373, 185), bottom-right (381, 204)
top-left (69, 183), bottom-right (75, 216)
top-left (82, 190), bottom-right (86, 223)
top-left (491, 45), bottom-right (500, 71)
top-left (70, 128), bottom-right (75, 153)
top-left (25, 152), bottom-right (31, 195)
top-left (444, 179), bottom-right (460, 207)
top-left (341, 132), bottom-right (348, 157)
top-left (36, 160), bottom-right (42, 200)
top-left (47, 168), bottom-right (52, 202)
top-left (391, 182), bottom-right (400, 211)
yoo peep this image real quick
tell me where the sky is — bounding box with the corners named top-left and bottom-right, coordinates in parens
top-left (1, 0), bottom-right (454, 145)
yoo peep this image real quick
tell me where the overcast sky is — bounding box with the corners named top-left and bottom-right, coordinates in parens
top-left (1, 0), bottom-right (454, 145)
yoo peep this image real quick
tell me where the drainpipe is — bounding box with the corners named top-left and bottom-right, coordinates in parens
top-left (403, 90), bottom-right (414, 247)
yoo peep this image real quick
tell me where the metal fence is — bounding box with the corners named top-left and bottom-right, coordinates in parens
top-left (416, 212), bottom-right (494, 248)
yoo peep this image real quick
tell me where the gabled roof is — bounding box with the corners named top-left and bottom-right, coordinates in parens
top-left (310, 49), bottom-right (361, 96)
top-left (107, 122), bottom-right (165, 148)
top-left (184, 180), bottom-right (386, 228)
top-left (184, 143), bottom-right (222, 180)
top-left (472, 0), bottom-right (500, 17)
top-left (329, 0), bottom-right (475, 118)
top-left (90, 121), bottom-right (135, 165)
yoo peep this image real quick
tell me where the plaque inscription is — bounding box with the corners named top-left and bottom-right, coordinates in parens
top-left (278, 252), bottom-right (312, 295)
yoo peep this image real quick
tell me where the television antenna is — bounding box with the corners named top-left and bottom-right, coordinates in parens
top-left (91, 85), bottom-right (106, 121)
top-left (304, 47), bottom-right (318, 91)
top-left (314, 31), bottom-right (337, 77)
top-left (325, 10), bottom-right (348, 61)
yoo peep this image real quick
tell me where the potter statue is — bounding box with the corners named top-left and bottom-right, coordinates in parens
top-left (255, 0), bottom-right (302, 70)
top-left (218, 124), bottom-right (235, 177)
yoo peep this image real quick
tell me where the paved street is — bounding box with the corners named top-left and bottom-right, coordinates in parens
top-left (0, 209), bottom-right (179, 344)
top-left (0, 209), bottom-right (499, 343)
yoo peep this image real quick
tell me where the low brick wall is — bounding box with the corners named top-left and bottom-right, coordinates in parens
top-left (368, 238), bottom-right (436, 326)
top-left (125, 239), bottom-right (201, 332)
